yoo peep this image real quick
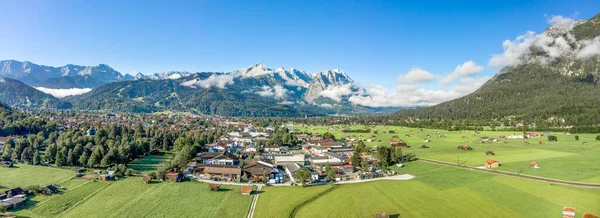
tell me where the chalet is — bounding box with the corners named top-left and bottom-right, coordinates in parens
top-left (0, 188), bottom-right (27, 200)
top-left (207, 142), bottom-right (227, 153)
top-left (373, 212), bottom-right (390, 218)
top-left (530, 161), bottom-right (541, 168)
top-left (485, 159), bottom-right (499, 168)
top-left (342, 164), bottom-right (354, 174)
top-left (165, 172), bottom-right (184, 182)
top-left (562, 207), bottom-right (576, 218)
top-left (0, 195), bottom-right (27, 210)
top-left (318, 141), bottom-right (345, 148)
top-left (244, 161), bottom-right (282, 183)
top-left (324, 152), bottom-right (347, 163)
top-left (311, 156), bottom-right (343, 167)
top-left (309, 145), bottom-right (331, 156)
top-left (283, 163), bottom-right (302, 183)
top-left (390, 140), bottom-right (408, 148)
top-left (241, 186), bottom-right (253, 195)
top-left (264, 144), bottom-right (290, 155)
top-left (42, 185), bottom-right (59, 194)
top-left (274, 154), bottom-right (305, 165)
top-left (583, 213), bottom-right (599, 218)
top-left (199, 151), bottom-right (239, 165)
top-left (0, 161), bottom-right (13, 168)
top-left (142, 175), bottom-right (152, 184)
top-left (194, 164), bottom-right (241, 181)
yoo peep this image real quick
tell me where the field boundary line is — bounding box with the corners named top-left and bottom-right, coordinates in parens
top-left (289, 185), bottom-right (338, 218)
top-left (246, 186), bottom-right (262, 218)
top-left (56, 182), bottom-right (112, 218)
top-left (418, 158), bottom-right (600, 188)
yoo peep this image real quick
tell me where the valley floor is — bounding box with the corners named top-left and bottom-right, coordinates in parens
top-left (1, 161), bottom-right (599, 218)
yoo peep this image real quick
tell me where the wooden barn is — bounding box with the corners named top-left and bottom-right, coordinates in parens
top-left (485, 159), bottom-right (499, 168)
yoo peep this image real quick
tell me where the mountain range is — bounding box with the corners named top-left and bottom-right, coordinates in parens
top-left (0, 61), bottom-right (399, 116)
top-left (394, 13), bottom-right (600, 124)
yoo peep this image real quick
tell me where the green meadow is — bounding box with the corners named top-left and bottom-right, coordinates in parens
top-left (61, 178), bottom-right (253, 218)
top-left (0, 164), bottom-right (75, 191)
top-left (295, 125), bottom-right (600, 182)
top-left (256, 161), bottom-right (600, 218)
top-left (127, 155), bottom-right (171, 172)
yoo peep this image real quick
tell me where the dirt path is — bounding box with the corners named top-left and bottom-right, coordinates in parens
top-left (246, 186), bottom-right (262, 218)
top-left (419, 158), bottom-right (600, 189)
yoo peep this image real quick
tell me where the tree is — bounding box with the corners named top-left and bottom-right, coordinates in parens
top-left (392, 147), bottom-right (403, 163)
top-left (0, 204), bottom-right (7, 215)
top-left (597, 135), bottom-right (600, 141)
top-left (350, 150), bottom-right (362, 167)
top-left (33, 150), bottom-right (41, 165)
top-left (79, 151), bottom-right (89, 166)
top-left (376, 146), bottom-right (392, 168)
top-left (355, 140), bottom-right (366, 153)
top-left (325, 162), bottom-right (335, 184)
top-left (361, 157), bottom-right (370, 171)
top-left (1, 139), bottom-right (14, 161)
top-left (293, 167), bottom-right (311, 186)
top-left (575, 135), bottom-right (579, 140)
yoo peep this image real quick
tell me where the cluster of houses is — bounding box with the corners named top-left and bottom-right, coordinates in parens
top-left (177, 130), bottom-right (383, 184)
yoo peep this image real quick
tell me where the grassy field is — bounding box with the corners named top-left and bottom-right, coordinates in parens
top-left (0, 163), bottom-right (75, 191)
top-left (127, 155), bottom-right (171, 172)
top-left (254, 185), bottom-right (332, 218)
top-left (61, 178), bottom-right (253, 218)
top-left (30, 181), bottom-right (109, 217)
top-left (295, 125), bottom-right (600, 182)
top-left (255, 161), bottom-right (600, 218)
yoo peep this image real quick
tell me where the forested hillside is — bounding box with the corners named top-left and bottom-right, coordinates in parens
top-left (0, 78), bottom-right (72, 109)
top-left (394, 13), bottom-right (600, 125)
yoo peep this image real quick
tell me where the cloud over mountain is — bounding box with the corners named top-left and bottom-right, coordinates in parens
top-left (35, 87), bottom-right (92, 98)
top-left (180, 74), bottom-right (235, 89)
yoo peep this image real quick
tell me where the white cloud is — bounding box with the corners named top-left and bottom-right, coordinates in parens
top-left (488, 14), bottom-right (597, 68)
top-left (547, 15), bottom-right (576, 29)
top-left (318, 84), bottom-right (355, 102)
top-left (168, 73), bottom-right (182, 79)
top-left (180, 74), bottom-right (234, 89)
top-left (254, 84), bottom-right (291, 99)
top-left (348, 76), bottom-right (489, 107)
top-left (0, 78), bottom-right (4, 82)
top-left (278, 101), bottom-right (295, 105)
top-left (35, 87), bottom-right (93, 98)
top-left (488, 31), bottom-right (537, 68)
top-left (577, 36), bottom-right (600, 59)
top-left (441, 61), bottom-right (484, 85)
top-left (397, 68), bottom-right (436, 84)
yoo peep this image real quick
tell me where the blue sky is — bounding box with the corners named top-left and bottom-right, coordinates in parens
top-left (1, 0), bottom-right (598, 106)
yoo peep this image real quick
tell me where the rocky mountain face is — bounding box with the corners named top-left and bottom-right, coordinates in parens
top-left (135, 71), bottom-right (193, 80)
top-left (395, 13), bottom-right (600, 124)
top-left (0, 61), bottom-right (394, 116)
top-left (0, 60), bottom-right (133, 88)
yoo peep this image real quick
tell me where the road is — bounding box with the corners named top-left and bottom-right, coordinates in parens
top-left (419, 158), bottom-right (600, 189)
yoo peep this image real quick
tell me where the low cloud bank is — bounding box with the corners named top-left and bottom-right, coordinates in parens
top-left (35, 87), bottom-right (93, 98)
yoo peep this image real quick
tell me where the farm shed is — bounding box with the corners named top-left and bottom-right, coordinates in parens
top-left (241, 186), bottom-right (252, 195)
top-left (165, 172), bottom-right (184, 182)
top-left (373, 212), bottom-right (390, 218)
top-left (562, 206), bottom-right (576, 218)
top-left (485, 159), bottom-right (499, 168)
top-left (530, 162), bottom-right (541, 168)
